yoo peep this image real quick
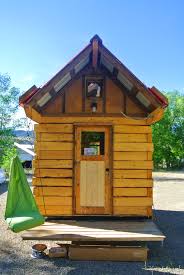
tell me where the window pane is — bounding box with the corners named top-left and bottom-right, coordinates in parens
top-left (81, 132), bottom-right (105, 156)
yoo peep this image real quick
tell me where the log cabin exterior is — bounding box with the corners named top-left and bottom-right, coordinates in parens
top-left (19, 35), bottom-right (168, 218)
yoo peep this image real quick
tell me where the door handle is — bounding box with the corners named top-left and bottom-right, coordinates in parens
top-left (106, 168), bottom-right (109, 172)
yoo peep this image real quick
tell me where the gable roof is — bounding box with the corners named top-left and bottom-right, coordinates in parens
top-left (19, 35), bottom-right (168, 112)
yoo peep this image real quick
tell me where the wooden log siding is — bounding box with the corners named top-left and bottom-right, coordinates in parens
top-left (33, 123), bottom-right (74, 216)
top-left (112, 125), bottom-right (153, 217)
top-left (33, 122), bottom-right (153, 217)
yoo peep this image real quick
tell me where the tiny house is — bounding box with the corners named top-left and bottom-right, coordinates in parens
top-left (20, 35), bottom-right (168, 218)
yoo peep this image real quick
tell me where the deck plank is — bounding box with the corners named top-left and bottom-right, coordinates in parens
top-left (22, 220), bottom-right (165, 242)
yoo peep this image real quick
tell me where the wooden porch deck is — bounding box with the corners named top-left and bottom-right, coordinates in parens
top-left (22, 219), bottom-right (165, 242)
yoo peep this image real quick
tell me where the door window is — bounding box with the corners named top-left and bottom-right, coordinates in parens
top-left (81, 131), bottom-right (105, 156)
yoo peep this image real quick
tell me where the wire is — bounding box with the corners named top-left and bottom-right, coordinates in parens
top-left (120, 111), bottom-right (152, 120)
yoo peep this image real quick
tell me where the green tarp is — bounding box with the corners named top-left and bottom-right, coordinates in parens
top-left (5, 156), bottom-right (45, 233)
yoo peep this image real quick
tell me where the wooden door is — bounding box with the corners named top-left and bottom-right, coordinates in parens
top-left (75, 126), bottom-right (112, 215)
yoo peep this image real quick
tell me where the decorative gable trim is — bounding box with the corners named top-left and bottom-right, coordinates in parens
top-left (37, 92), bottom-right (52, 107)
top-left (100, 55), bottom-right (114, 73)
top-left (20, 35), bottom-right (168, 113)
top-left (117, 72), bottom-right (133, 91)
top-left (54, 72), bottom-right (72, 93)
top-left (74, 55), bottom-right (90, 74)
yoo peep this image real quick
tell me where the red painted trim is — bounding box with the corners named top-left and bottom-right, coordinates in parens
top-left (19, 87), bottom-right (40, 105)
top-left (148, 88), bottom-right (168, 107)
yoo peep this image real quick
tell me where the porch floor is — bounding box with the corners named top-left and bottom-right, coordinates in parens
top-left (22, 219), bottom-right (165, 242)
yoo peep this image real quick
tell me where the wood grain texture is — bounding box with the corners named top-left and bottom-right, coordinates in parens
top-left (34, 168), bottom-right (72, 178)
top-left (113, 161), bottom-right (153, 169)
top-left (22, 220), bottom-right (165, 241)
top-left (33, 186), bottom-right (72, 196)
top-left (113, 152), bottom-right (151, 161)
top-left (114, 125), bottom-right (152, 133)
top-left (32, 178), bottom-right (72, 186)
top-left (39, 205), bottom-right (72, 216)
top-left (105, 78), bottom-right (124, 113)
top-left (114, 133), bottom-right (148, 143)
top-left (113, 170), bottom-right (151, 179)
top-left (80, 161), bottom-right (105, 207)
top-left (36, 133), bottom-right (73, 142)
top-left (113, 188), bottom-right (148, 197)
top-left (35, 196), bottom-right (72, 206)
top-left (75, 125), bottom-right (111, 215)
top-left (113, 206), bottom-right (149, 216)
top-left (113, 197), bottom-right (153, 207)
top-left (65, 78), bottom-right (82, 113)
top-left (35, 150), bottom-right (73, 159)
top-left (40, 117), bottom-right (148, 125)
top-left (114, 143), bottom-right (153, 152)
top-left (35, 142), bottom-right (73, 151)
top-left (44, 93), bottom-right (64, 115)
top-left (33, 159), bottom-right (73, 169)
top-left (35, 124), bottom-right (73, 133)
top-left (68, 246), bottom-right (148, 261)
top-left (113, 179), bottom-right (153, 188)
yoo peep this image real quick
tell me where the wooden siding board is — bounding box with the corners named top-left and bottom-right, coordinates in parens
top-left (36, 133), bottom-right (73, 142)
top-left (35, 142), bottom-right (73, 151)
top-left (32, 178), bottom-right (72, 187)
top-left (113, 161), bottom-right (153, 169)
top-left (40, 117), bottom-right (148, 125)
top-left (39, 206), bottom-right (72, 216)
top-left (33, 160), bottom-right (73, 169)
top-left (114, 134), bottom-right (148, 143)
top-left (113, 179), bottom-right (153, 188)
top-left (113, 188), bottom-right (148, 197)
top-left (35, 124), bottom-right (73, 133)
top-left (113, 152), bottom-right (150, 161)
top-left (113, 170), bottom-right (152, 179)
top-left (113, 206), bottom-right (148, 216)
top-left (34, 169), bottom-right (73, 178)
top-left (35, 150), bottom-right (73, 160)
top-left (114, 125), bottom-right (152, 133)
top-left (35, 196), bottom-right (72, 206)
top-left (114, 197), bottom-right (153, 207)
top-left (114, 143), bottom-right (153, 152)
top-left (34, 187), bottom-right (72, 196)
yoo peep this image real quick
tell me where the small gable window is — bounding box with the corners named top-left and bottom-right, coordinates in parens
top-left (85, 77), bottom-right (104, 98)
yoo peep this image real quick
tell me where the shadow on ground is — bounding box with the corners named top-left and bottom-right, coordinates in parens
top-left (0, 181), bottom-right (8, 195)
top-left (0, 209), bottom-right (184, 274)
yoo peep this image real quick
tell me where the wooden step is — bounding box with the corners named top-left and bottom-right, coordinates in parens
top-left (68, 245), bottom-right (148, 261)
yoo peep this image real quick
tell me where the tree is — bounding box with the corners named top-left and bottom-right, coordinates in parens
top-left (0, 73), bottom-right (21, 171)
top-left (152, 91), bottom-right (184, 169)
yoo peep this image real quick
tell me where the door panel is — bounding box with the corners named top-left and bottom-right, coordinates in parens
top-left (75, 126), bottom-right (112, 215)
top-left (80, 161), bottom-right (105, 207)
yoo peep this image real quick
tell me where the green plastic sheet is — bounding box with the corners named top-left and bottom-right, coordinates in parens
top-left (5, 156), bottom-right (45, 233)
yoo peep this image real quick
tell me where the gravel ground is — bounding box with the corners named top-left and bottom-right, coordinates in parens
top-left (0, 172), bottom-right (184, 275)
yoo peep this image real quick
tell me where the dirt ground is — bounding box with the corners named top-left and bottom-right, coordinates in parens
top-left (0, 172), bottom-right (184, 275)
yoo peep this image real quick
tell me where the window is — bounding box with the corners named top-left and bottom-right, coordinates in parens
top-left (85, 77), bottom-right (104, 98)
top-left (81, 131), bottom-right (105, 156)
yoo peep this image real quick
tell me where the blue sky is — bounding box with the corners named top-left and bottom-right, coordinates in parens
top-left (0, 0), bottom-right (184, 96)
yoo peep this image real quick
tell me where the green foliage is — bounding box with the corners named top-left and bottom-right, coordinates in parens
top-left (1, 146), bottom-right (17, 172)
top-left (152, 91), bottom-right (184, 169)
top-left (0, 74), bottom-right (20, 128)
top-left (0, 73), bottom-right (21, 171)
